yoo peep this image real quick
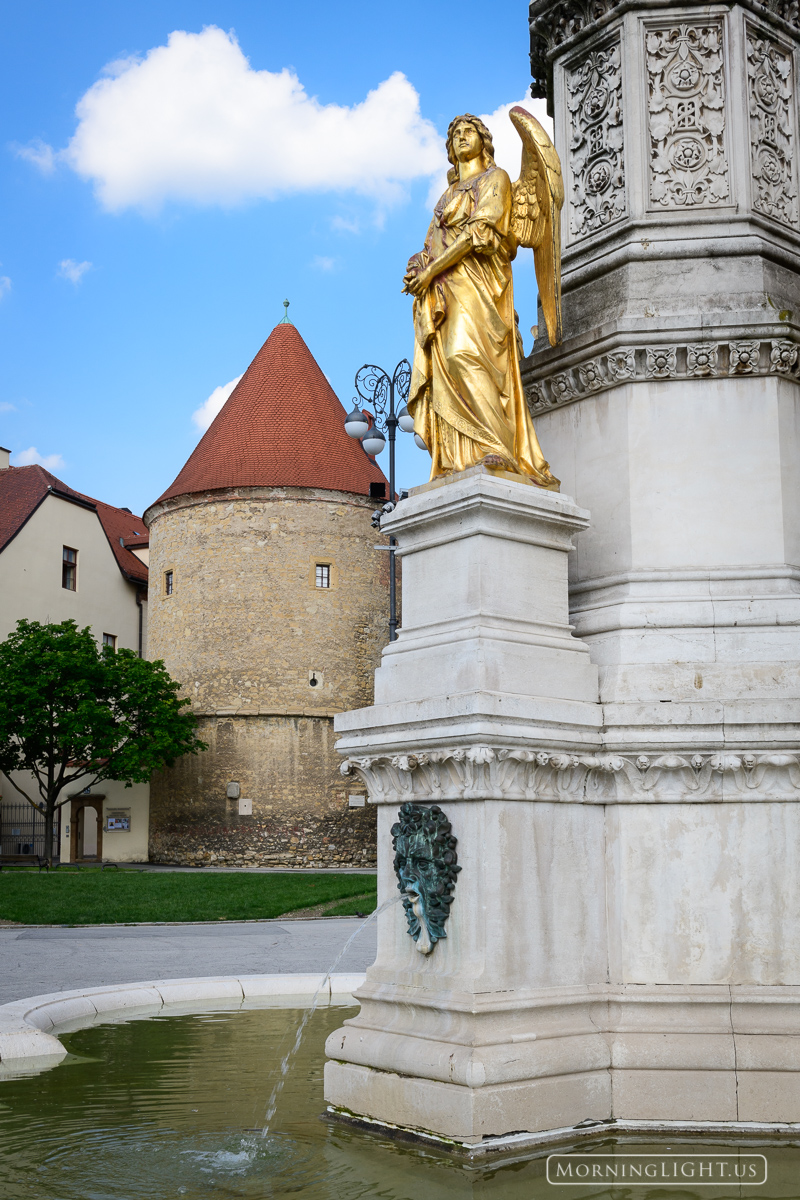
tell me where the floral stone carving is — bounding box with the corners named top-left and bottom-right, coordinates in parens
top-left (567, 38), bottom-right (626, 237)
top-left (647, 22), bottom-right (729, 208)
top-left (607, 348), bottom-right (636, 380)
top-left (729, 340), bottom-right (761, 373)
top-left (524, 339), bottom-right (800, 413)
top-left (771, 339), bottom-right (799, 372)
top-left (343, 746), bottom-right (800, 805)
top-left (646, 346), bottom-right (678, 378)
top-left (391, 802), bottom-right (460, 955)
top-left (747, 26), bottom-right (798, 229)
top-left (686, 343), bottom-right (719, 376)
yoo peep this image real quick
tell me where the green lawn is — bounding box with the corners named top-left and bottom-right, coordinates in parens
top-left (324, 894), bottom-right (379, 918)
top-left (0, 869), bottom-right (377, 925)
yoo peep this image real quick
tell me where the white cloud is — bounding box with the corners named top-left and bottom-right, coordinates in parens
top-left (12, 446), bottom-right (65, 470)
top-left (15, 35), bottom-right (556, 224)
top-left (0, 402), bottom-right (17, 413)
top-left (0, 276), bottom-right (10, 300)
top-left (49, 26), bottom-right (445, 211)
top-left (14, 138), bottom-right (57, 173)
top-left (192, 373), bottom-right (243, 431)
top-left (311, 256), bottom-right (335, 271)
top-left (426, 98), bottom-right (554, 207)
top-left (58, 259), bottom-right (92, 284)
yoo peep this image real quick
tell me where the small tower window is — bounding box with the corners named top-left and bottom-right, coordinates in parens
top-left (164, 570), bottom-right (174, 595)
top-left (315, 563), bottom-right (331, 589)
top-left (62, 546), bottom-right (77, 591)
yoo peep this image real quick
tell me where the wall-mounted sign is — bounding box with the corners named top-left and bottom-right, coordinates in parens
top-left (106, 809), bottom-right (131, 831)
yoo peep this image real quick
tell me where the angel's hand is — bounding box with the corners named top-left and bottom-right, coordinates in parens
top-left (404, 265), bottom-right (435, 296)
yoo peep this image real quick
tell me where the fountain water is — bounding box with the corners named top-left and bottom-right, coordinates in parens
top-left (262, 894), bottom-right (402, 1131)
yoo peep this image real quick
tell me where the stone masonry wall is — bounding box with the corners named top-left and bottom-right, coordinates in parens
top-left (149, 715), bottom-right (377, 867)
top-left (144, 487), bottom-right (390, 867)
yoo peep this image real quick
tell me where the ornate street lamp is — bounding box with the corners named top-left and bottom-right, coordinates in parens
top-left (343, 359), bottom-right (413, 641)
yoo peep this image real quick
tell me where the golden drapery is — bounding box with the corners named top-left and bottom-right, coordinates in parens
top-left (407, 166), bottom-right (559, 490)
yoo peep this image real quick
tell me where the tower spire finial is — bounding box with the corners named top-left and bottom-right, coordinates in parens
top-left (280, 299), bottom-right (291, 325)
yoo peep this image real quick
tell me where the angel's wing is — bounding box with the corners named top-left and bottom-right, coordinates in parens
top-left (509, 106), bottom-right (564, 347)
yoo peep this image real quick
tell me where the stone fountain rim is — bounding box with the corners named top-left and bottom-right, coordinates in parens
top-left (0, 972), bottom-right (365, 1071)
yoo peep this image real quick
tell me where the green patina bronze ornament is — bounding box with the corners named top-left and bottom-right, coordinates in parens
top-left (391, 802), bottom-right (460, 954)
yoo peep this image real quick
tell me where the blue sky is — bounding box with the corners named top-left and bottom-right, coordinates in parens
top-left (1, 1), bottom-right (549, 516)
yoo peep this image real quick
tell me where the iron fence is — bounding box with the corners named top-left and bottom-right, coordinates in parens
top-left (0, 802), bottom-right (59, 860)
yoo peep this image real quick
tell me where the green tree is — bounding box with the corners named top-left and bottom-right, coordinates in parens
top-left (0, 620), bottom-right (206, 867)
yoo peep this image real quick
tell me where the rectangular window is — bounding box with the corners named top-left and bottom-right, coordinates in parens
top-left (164, 570), bottom-right (174, 596)
top-left (315, 563), bottom-right (331, 589)
top-left (62, 546), bottom-right (77, 591)
top-left (102, 633), bottom-right (116, 649)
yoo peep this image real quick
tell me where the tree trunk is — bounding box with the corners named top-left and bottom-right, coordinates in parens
top-left (43, 792), bottom-right (57, 869)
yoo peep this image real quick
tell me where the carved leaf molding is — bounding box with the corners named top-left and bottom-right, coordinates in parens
top-left (530, 0), bottom-right (800, 104)
top-left (341, 746), bottom-right (800, 803)
top-left (530, 0), bottom-right (625, 99)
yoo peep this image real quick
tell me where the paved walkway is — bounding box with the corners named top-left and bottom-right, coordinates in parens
top-left (0, 918), bottom-right (377, 1004)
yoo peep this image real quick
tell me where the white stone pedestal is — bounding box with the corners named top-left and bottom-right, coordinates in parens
top-left (324, 467), bottom-right (800, 1147)
top-left (326, 467), bottom-right (607, 1143)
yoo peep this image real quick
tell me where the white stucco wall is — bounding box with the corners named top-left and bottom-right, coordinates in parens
top-left (0, 491), bottom-right (149, 861)
top-left (1, 772), bottom-right (149, 864)
top-left (0, 492), bottom-right (145, 650)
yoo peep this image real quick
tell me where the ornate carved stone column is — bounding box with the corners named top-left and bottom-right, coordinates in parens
top-left (525, 0), bottom-right (800, 757)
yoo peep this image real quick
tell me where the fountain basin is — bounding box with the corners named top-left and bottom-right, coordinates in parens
top-left (2, 991), bottom-right (800, 1199)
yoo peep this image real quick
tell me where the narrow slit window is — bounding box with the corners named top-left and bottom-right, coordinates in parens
top-left (62, 546), bottom-right (77, 591)
top-left (102, 633), bottom-right (116, 649)
top-left (315, 563), bottom-right (331, 589)
top-left (164, 570), bottom-right (174, 596)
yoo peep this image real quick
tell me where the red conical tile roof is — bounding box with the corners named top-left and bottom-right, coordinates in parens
top-left (155, 322), bottom-right (388, 504)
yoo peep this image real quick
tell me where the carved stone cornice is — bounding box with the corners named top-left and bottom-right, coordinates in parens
top-left (530, 0), bottom-right (800, 104)
top-left (524, 337), bottom-right (799, 414)
top-left (341, 745), bottom-right (800, 803)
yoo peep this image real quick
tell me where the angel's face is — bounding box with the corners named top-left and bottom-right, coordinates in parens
top-left (452, 121), bottom-right (483, 164)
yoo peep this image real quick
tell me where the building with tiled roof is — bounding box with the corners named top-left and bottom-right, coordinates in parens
top-left (0, 449), bottom-right (151, 864)
top-left (156, 321), bottom-right (387, 502)
top-left (0, 458), bottom-right (149, 589)
top-left (143, 319), bottom-right (391, 868)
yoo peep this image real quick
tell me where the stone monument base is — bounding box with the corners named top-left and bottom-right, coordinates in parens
top-left (325, 468), bottom-right (800, 1145)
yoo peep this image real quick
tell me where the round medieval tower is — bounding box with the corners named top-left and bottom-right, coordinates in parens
top-left (143, 318), bottom-right (390, 867)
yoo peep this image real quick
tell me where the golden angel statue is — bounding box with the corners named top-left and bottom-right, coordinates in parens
top-left (403, 108), bottom-right (563, 488)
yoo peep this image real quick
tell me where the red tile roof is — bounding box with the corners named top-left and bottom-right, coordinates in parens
top-left (0, 464), bottom-right (148, 586)
top-left (153, 322), bottom-right (388, 505)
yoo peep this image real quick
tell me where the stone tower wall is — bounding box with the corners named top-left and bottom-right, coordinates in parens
top-left (145, 485), bottom-right (390, 867)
